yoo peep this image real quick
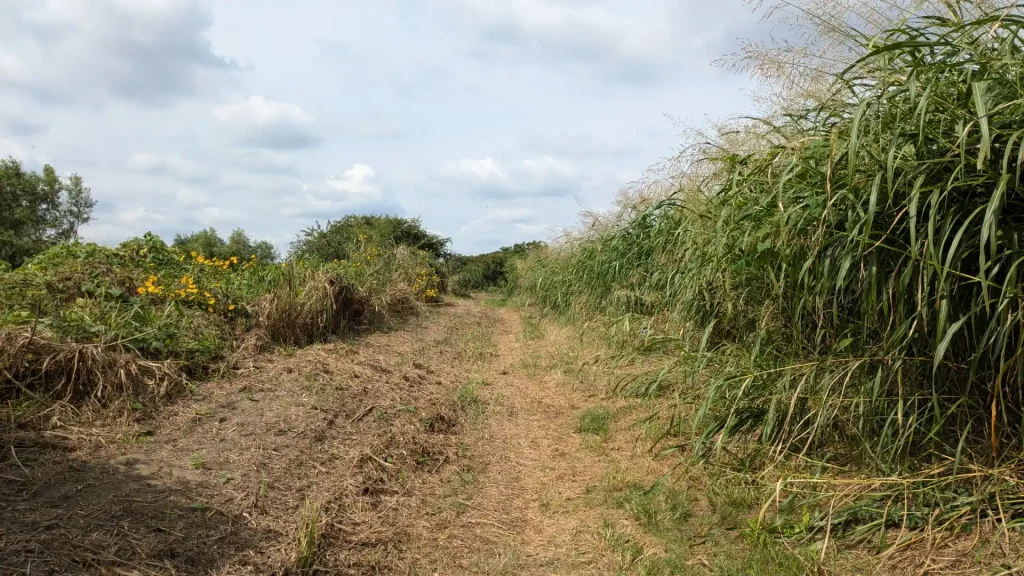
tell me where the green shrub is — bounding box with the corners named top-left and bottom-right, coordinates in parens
top-left (290, 214), bottom-right (451, 263)
top-left (172, 227), bottom-right (278, 262)
top-left (450, 241), bottom-right (546, 293)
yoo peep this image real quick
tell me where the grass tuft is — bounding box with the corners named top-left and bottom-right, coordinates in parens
top-left (294, 499), bottom-right (321, 573)
top-left (456, 379), bottom-right (486, 422)
top-left (577, 405), bottom-right (613, 437)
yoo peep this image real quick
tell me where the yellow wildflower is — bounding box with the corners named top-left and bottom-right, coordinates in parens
top-left (228, 304), bottom-right (235, 310)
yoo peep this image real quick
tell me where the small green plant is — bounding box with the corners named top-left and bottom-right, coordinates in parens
top-left (189, 451), bottom-right (206, 470)
top-left (612, 481), bottom-right (692, 539)
top-left (576, 405), bottom-right (613, 437)
top-left (599, 519), bottom-right (646, 570)
top-left (294, 499), bottom-right (321, 573)
top-left (520, 315), bottom-right (544, 341)
top-left (456, 380), bottom-right (485, 421)
top-left (706, 479), bottom-right (757, 531)
top-left (708, 537), bottom-right (814, 576)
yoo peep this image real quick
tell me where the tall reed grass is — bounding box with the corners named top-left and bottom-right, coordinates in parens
top-left (514, 1), bottom-right (1024, 538)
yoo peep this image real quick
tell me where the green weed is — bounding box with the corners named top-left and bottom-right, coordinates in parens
top-left (456, 380), bottom-right (485, 421)
top-left (612, 481), bottom-right (692, 540)
top-left (520, 315), bottom-right (544, 341)
top-left (577, 405), bottom-right (613, 437)
top-left (294, 499), bottom-right (321, 573)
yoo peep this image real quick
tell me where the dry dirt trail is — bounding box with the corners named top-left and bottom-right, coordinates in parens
top-left (1, 297), bottom-right (662, 575)
top-left (399, 300), bottom-right (667, 576)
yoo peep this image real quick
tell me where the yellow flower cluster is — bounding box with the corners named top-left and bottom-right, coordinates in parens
top-left (136, 268), bottom-right (241, 316)
top-left (189, 252), bottom-right (241, 270)
top-left (173, 274), bottom-right (201, 300)
top-left (413, 268), bottom-right (441, 302)
top-left (136, 275), bottom-right (163, 295)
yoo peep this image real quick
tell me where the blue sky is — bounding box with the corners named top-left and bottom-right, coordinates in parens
top-left (0, 0), bottom-right (767, 255)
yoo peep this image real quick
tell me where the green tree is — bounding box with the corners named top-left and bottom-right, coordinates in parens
top-left (291, 214), bottom-right (451, 262)
top-left (0, 157), bottom-right (97, 268)
top-left (173, 227), bottom-right (278, 261)
top-left (225, 228), bottom-right (278, 261)
top-left (172, 227), bottom-right (226, 257)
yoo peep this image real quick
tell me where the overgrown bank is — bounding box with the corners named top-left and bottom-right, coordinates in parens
top-left (512, 1), bottom-right (1024, 552)
top-left (0, 219), bottom-right (445, 418)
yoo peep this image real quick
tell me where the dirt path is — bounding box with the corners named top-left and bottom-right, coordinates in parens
top-left (400, 301), bottom-right (669, 576)
top-left (2, 298), bottom-right (669, 575)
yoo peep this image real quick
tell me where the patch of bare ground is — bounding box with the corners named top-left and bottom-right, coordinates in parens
top-left (0, 302), bottom-right (485, 575)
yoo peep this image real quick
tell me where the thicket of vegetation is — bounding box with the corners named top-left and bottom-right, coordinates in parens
top-left (448, 241), bottom-right (546, 294)
top-left (1, 190), bottom-right (447, 412)
top-left (291, 214), bottom-right (451, 263)
top-left (172, 227), bottom-right (279, 263)
top-left (513, 0), bottom-right (1024, 544)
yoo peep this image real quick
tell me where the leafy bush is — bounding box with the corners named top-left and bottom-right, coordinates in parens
top-left (450, 241), bottom-right (546, 294)
top-left (1, 231), bottom-right (440, 405)
top-left (290, 215), bottom-right (451, 262)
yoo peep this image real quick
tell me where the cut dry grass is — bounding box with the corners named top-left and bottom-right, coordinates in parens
top-left (0, 326), bottom-right (184, 404)
top-left (456, 379), bottom-right (486, 422)
top-left (253, 271), bottom-right (377, 347)
top-left (0, 300), bottom-right (473, 575)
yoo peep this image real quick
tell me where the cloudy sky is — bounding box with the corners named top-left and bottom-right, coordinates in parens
top-left (0, 0), bottom-right (767, 255)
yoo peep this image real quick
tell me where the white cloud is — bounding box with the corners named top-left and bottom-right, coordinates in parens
top-left (174, 188), bottom-right (210, 207)
top-left (490, 207), bottom-right (534, 222)
top-left (445, 156), bottom-right (579, 199)
top-left (522, 156), bottom-right (576, 178)
top-left (212, 96), bottom-right (320, 150)
top-left (326, 164), bottom-right (379, 197)
top-left (0, 138), bottom-right (27, 160)
top-left (281, 164), bottom-right (399, 220)
top-left (458, 157), bottom-right (506, 180)
top-left (0, 0), bottom-right (234, 106)
top-left (514, 222), bottom-right (549, 235)
top-left (455, 204), bottom-right (550, 251)
top-left (457, 0), bottom-right (678, 84)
